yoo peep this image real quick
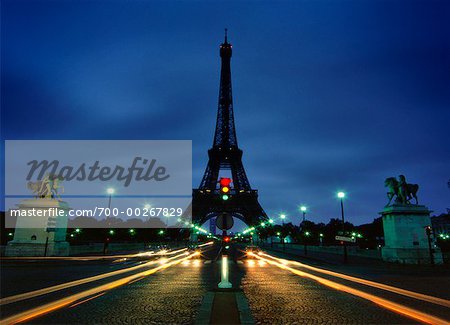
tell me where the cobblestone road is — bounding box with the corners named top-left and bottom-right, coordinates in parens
top-left (31, 258), bottom-right (217, 324)
top-left (3, 245), bottom-right (428, 324)
top-left (240, 258), bottom-right (412, 324)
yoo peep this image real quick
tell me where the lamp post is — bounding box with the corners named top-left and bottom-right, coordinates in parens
top-left (304, 231), bottom-right (310, 255)
top-left (280, 214), bottom-right (286, 251)
top-left (300, 206), bottom-right (308, 255)
top-left (337, 191), bottom-right (348, 263)
top-left (425, 226), bottom-right (434, 265)
top-left (300, 206), bottom-right (307, 223)
top-left (104, 188), bottom-right (115, 255)
top-left (107, 188), bottom-right (115, 210)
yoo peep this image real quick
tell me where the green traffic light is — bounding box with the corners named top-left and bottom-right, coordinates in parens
top-left (222, 194), bottom-right (229, 200)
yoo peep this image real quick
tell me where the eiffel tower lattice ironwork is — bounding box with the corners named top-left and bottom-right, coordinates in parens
top-left (191, 31), bottom-right (268, 226)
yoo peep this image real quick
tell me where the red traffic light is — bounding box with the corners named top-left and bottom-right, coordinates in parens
top-left (224, 236), bottom-right (230, 242)
top-left (219, 178), bottom-right (232, 187)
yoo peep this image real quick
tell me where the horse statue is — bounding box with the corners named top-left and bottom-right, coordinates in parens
top-left (27, 173), bottom-right (64, 201)
top-left (384, 175), bottom-right (419, 206)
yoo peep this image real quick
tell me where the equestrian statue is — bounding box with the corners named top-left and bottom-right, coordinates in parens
top-left (384, 175), bottom-right (419, 206)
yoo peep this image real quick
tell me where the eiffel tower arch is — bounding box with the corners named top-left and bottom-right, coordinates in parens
top-left (190, 31), bottom-right (268, 228)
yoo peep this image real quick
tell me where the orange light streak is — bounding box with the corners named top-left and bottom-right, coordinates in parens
top-left (1, 252), bottom-right (197, 325)
top-left (0, 248), bottom-right (188, 306)
top-left (259, 253), bottom-right (450, 308)
top-left (252, 254), bottom-right (449, 325)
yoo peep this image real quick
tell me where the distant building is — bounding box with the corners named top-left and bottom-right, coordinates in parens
top-left (431, 214), bottom-right (450, 235)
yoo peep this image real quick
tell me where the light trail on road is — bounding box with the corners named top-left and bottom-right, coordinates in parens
top-left (1, 251), bottom-right (200, 325)
top-left (198, 241), bottom-right (214, 247)
top-left (250, 253), bottom-right (450, 325)
top-left (259, 252), bottom-right (450, 308)
top-left (0, 248), bottom-right (188, 306)
top-left (0, 246), bottom-right (193, 261)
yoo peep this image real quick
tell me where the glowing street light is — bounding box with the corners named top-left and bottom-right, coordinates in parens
top-left (279, 214), bottom-right (286, 251)
top-left (268, 219), bottom-right (274, 224)
top-left (106, 188), bottom-right (115, 215)
top-left (337, 191), bottom-right (348, 263)
top-left (304, 231), bottom-right (310, 255)
top-left (300, 206), bottom-right (307, 223)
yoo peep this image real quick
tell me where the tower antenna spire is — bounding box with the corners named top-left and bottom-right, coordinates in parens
top-left (192, 34), bottom-right (268, 228)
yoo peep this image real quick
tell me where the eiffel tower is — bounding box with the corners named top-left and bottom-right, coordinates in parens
top-left (191, 30), bottom-right (268, 227)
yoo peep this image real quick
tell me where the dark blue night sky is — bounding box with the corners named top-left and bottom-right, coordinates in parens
top-left (2, 0), bottom-right (449, 226)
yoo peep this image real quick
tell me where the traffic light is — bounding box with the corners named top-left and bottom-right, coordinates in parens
top-left (219, 177), bottom-right (232, 201)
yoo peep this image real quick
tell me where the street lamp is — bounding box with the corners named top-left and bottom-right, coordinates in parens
top-left (104, 188), bottom-right (115, 256)
top-left (300, 206), bottom-right (307, 223)
top-left (280, 214), bottom-right (286, 251)
top-left (337, 191), bottom-right (348, 263)
top-left (304, 231), bottom-right (310, 255)
top-left (107, 187), bottom-right (115, 209)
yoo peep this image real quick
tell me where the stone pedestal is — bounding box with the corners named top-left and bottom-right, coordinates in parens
top-left (381, 205), bottom-right (443, 264)
top-left (6, 198), bottom-right (70, 256)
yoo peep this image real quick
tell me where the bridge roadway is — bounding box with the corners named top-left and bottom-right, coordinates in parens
top-left (1, 242), bottom-right (449, 324)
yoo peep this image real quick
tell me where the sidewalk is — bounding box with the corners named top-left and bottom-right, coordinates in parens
top-left (262, 244), bottom-right (450, 300)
